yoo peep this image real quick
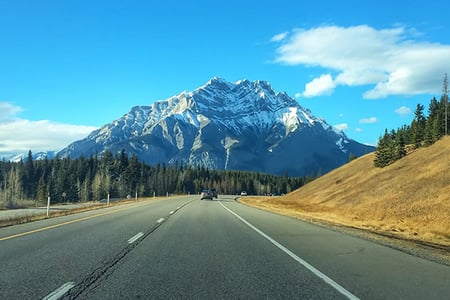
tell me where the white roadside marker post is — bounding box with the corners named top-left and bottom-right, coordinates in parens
top-left (46, 193), bottom-right (51, 217)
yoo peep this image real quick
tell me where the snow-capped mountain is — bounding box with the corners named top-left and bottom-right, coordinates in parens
top-left (58, 78), bottom-right (374, 176)
top-left (5, 151), bottom-right (57, 163)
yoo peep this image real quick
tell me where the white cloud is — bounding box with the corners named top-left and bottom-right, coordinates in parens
top-left (355, 128), bottom-right (363, 132)
top-left (0, 102), bottom-right (22, 122)
top-left (359, 117), bottom-right (377, 124)
top-left (0, 102), bottom-right (97, 157)
top-left (274, 25), bottom-right (450, 98)
top-left (270, 32), bottom-right (288, 42)
top-left (303, 74), bottom-right (336, 97)
top-left (294, 92), bottom-right (302, 99)
top-left (334, 123), bottom-right (349, 131)
top-left (395, 106), bottom-right (412, 116)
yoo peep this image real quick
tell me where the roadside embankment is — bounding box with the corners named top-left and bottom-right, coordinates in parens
top-left (239, 137), bottom-right (450, 263)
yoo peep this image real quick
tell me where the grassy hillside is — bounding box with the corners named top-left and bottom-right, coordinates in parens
top-left (241, 136), bottom-right (450, 247)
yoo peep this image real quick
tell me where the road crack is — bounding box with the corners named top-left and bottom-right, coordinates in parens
top-left (61, 200), bottom-right (193, 299)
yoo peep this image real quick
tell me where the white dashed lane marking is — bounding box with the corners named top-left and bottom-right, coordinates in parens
top-left (127, 232), bottom-right (144, 244)
top-left (43, 282), bottom-right (75, 300)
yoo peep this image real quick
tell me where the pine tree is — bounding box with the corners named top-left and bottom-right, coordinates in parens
top-left (411, 104), bottom-right (426, 148)
top-left (394, 129), bottom-right (406, 160)
top-left (36, 174), bottom-right (47, 203)
top-left (424, 97), bottom-right (440, 145)
top-left (423, 119), bottom-right (434, 146)
top-left (125, 154), bottom-right (141, 196)
top-left (374, 130), bottom-right (391, 167)
top-left (374, 128), bottom-right (407, 168)
top-left (24, 150), bottom-right (36, 199)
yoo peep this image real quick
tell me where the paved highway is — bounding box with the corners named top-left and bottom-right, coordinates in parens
top-left (1, 195), bottom-right (449, 299)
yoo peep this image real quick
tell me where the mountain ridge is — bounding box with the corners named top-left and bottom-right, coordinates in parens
top-left (58, 78), bottom-right (374, 176)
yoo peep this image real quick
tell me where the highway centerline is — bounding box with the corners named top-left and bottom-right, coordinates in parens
top-left (219, 201), bottom-right (360, 300)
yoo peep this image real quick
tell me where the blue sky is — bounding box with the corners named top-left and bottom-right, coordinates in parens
top-left (1, 0), bottom-right (450, 158)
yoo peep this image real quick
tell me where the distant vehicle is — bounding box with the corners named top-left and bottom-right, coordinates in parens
top-left (200, 189), bottom-right (213, 200)
top-left (240, 191), bottom-right (247, 196)
top-left (210, 188), bottom-right (218, 198)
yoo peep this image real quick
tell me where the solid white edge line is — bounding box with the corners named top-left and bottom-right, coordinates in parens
top-left (219, 201), bottom-right (360, 300)
top-left (42, 282), bottom-right (75, 300)
top-left (127, 232), bottom-right (144, 244)
top-left (157, 218), bottom-right (165, 224)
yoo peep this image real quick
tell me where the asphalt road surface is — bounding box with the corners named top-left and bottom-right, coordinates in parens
top-left (1, 195), bottom-right (449, 299)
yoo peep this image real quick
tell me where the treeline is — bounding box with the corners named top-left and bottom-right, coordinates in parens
top-left (0, 149), bottom-right (310, 208)
top-left (374, 82), bottom-right (449, 167)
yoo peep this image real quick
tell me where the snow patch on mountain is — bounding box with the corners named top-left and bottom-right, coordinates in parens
top-left (223, 136), bottom-right (239, 169)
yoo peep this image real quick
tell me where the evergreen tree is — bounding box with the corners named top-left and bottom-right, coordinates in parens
top-left (24, 150), bottom-right (36, 199)
top-left (36, 174), bottom-right (47, 203)
top-left (411, 104), bottom-right (426, 148)
top-left (125, 154), bottom-right (141, 196)
top-left (422, 97), bottom-right (441, 145)
top-left (374, 128), bottom-right (407, 168)
top-left (394, 129), bottom-right (406, 160)
top-left (439, 96), bottom-right (449, 137)
top-left (374, 130), bottom-right (391, 168)
top-left (423, 119), bottom-right (434, 146)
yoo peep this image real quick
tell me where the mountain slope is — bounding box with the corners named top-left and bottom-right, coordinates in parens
top-left (59, 78), bottom-right (374, 176)
top-left (241, 136), bottom-right (450, 247)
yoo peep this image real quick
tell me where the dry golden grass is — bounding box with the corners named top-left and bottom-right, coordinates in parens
top-left (241, 136), bottom-right (450, 247)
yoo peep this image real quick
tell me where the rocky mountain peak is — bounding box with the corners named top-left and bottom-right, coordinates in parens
top-left (58, 78), bottom-right (374, 176)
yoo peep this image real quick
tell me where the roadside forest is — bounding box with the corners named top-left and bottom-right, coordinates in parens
top-left (0, 150), bottom-right (309, 208)
top-left (374, 75), bottom-right (449, 167)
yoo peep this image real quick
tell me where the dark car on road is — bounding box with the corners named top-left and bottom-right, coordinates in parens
top-left (200, 189), bottom-right (213, 200)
